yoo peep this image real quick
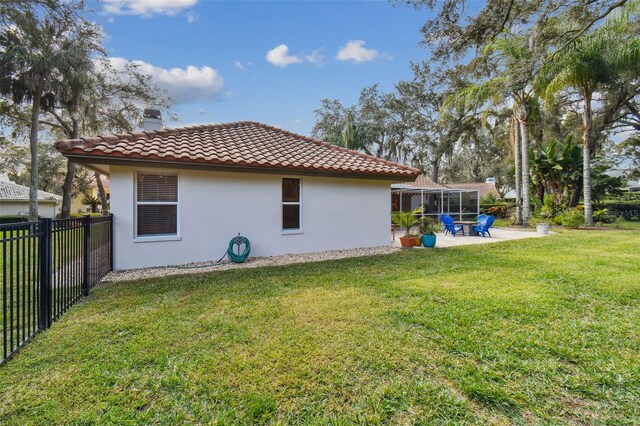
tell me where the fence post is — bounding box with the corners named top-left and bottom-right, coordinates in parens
top-left (38, 218), bottom-right (52, 331)
top-left (82, 215), bottom-right (91, 296)
top-left (109, 213), bottom-right (114, 271)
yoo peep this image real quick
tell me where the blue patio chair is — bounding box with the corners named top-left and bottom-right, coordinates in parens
top-left (471, 215), bottom-right (495, 237)
top-left (440, 214), bottom-right (465, 236)
top-left (477, 214), bottom-right (488, 226)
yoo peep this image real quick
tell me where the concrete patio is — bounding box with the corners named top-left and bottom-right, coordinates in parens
top-left (392, 227), bottom-right (549, 248)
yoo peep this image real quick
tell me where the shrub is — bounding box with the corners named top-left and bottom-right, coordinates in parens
top-left (592, 202), bottom-right (640, 221)
top-left (418, 217), bottom-right (442, 235)
top-left (555, 209), bottom-right (585, 228)
top-left (0, 215), bottom-right (29, 224)
top-left (480, 193), bottom-right (497, 205)
top-left (480, 202), bottom-right (513, 218)
top-left (593, 209), bottom-right (614, 224)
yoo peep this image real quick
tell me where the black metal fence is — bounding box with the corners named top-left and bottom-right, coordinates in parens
top-left (1, 214), bottom-right (113, 365)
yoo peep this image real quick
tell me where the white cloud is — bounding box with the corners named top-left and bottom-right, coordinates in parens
top-left (234, 60), bottom-right (253, 71)
top-left (107, 57), bottom-right (224, 104)
top-left (293, 119), bottom-right (304, 124)
top-left (186, 12), bottom-right (198, 23)
top-left (196, 108), bottom-right (208, 115)
top-left (336, 40), bottom-right (379, 63)
top-left (305, 49), bottom-right (325, 65)
top-left (266, 44), bottom-right (303, 68)
top-left (104, 0), bottom-right (198, 17)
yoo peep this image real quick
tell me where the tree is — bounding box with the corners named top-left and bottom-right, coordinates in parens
top-left (540, 4), bottom-right (640, 224)
top-left (312, 86), bottom-right (412, 163)
top-left (443, 31), bottom-right (546, 224)
top-left (405, 0), bottom-right (633, 62)
top-left (82, 194), bottom-right (101, 214)
top-left (0, 2), bottom-right (86, 220)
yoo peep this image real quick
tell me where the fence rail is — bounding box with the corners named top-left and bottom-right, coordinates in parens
top-left (1, 214), bottom-right (113, 365)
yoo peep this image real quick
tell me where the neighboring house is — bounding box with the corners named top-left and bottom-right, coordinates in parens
top-left (54, 121), bottom-right (419, 270)
top-left (446, 181), bottom-right (501, 200)
top-left (71, 176), bottom-right (111, 214)
top-left (0, 173), bottom-right (62, 218)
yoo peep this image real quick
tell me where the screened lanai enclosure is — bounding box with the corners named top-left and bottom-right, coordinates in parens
top-left (391, 176), bottom-right (480, 222)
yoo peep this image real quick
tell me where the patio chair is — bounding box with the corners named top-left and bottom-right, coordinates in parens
top-left (440, 214), bottom-right (465, 236)
top-left (477, 214), bottom-right (488, 226)
top-left (471, 215), bottom-right (495, 237)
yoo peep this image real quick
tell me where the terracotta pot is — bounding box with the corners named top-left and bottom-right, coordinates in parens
top-left (414, 237), bottom-right (421, 246)
top-left (399, 236), bottom-right (415, 248)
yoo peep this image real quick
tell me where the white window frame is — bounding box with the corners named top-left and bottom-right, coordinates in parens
top-left (134, 171), bottom-right (181, 242)
top-left (281, 177), bottom-right (302, 234)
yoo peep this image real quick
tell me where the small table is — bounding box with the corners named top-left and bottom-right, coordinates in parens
top-left (455, 220), bottom-right (479, 236)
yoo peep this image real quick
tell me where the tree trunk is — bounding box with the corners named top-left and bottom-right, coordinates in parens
top-left (431, 158), bottom-right (440, 183)
top-left (518, 105), bottom-right (531, 226)
top-left (60, 118), bottom-right (79, 218)
top-left (569, 179), bottom-right (582, 208)
top-left (582, 92), bottom-right (594, 226)
top-left (95, 172), bottom-right (108, 214)
top-left (28, 84), bottom-right (41, 221)
top-left (513, 115), bottom-right (523, 225)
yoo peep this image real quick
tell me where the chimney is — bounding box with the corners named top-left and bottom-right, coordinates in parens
top-left (143, 109), bottom-right (162, 131)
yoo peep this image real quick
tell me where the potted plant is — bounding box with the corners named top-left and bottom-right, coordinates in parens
top-left (419, 217), bottom-right (441, 247)
top-left (530, 214), bottom-right (550, 234)
top-left (392, 207), bottom-right (422, 248)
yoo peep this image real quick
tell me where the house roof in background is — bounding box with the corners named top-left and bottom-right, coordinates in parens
top-left (0, 179), bottom-right (62, 202)
top-left (54, 121), bottom-right (421, 180)
top-left (447, 182), bottom-right (500, 198)
top-left (393, 175), bottom-right (450, 190)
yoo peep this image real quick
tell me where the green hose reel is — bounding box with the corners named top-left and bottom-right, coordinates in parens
top-left (227, 235), bottom-right (250, 263)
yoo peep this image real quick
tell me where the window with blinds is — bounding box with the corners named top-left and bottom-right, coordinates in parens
top-left (136, 173), bottom-right (178, 237)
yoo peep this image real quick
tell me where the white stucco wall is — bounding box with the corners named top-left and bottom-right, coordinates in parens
top-left (110, 166), bottom-right (392, 270)
top-left (0, 201), bottom-right (60, 217)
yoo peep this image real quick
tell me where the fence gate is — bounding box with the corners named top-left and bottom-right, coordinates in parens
top-left (1, 214), bottom-right (113, 365)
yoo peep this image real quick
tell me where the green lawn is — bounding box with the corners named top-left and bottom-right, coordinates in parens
top-left (1, 230), bottom-right (639, 424)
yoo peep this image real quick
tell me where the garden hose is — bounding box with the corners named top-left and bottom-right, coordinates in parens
top-left (176, 234), bottom-right (250, 269)
top-left (226, 234), bottom-right (251, 263)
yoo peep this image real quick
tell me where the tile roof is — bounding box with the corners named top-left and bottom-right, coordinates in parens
top-left (0, 180), bottom-right (62, 202)
top-left (54, 121), bottom-right (421, 180)
top-left (394, 175), bottom-right (450, 190)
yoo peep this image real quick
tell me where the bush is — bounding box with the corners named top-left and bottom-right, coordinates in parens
top-left (592, 202), bottom-right (640, 221)
top-left (555, 209), bottom-right (585, 228)
top-left (480, 202), bottom-right (514, 219)
top-left (0, 215), bottom-right (29, 224)
top-left (593, 209), bottom-right (614, 224)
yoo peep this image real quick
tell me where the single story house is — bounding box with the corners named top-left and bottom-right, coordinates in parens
top-left (54, 121), bottom-right (420, 270)
top-left (0, 173), bottom-right (62, 218)
top-left (391, 175), bottom-right (480, 221)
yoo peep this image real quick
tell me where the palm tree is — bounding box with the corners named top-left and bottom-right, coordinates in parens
top-left (540, 5), bottom-right (640, 225)
top-left (444, 31), bottom-right (544, 225)
top-left (81, 194), bottom-right (101, 214)
top-left (0, 4), bottom-right (82, 220)
top-left (340, 111), bottom-right (373, 152)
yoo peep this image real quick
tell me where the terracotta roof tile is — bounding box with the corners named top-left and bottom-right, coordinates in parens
top-left (54, 121), bottom-right (420, 179)
top-left (394, 175), bottom-right (450, 190)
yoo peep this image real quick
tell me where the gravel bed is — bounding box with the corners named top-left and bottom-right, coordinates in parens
top-left (103, 245), bottom-right (400, 283)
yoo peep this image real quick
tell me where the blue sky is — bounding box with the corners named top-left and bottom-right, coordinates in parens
top-left (90, 1), bottom-right (435, 135)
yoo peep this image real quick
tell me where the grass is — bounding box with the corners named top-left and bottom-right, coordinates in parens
top-left (1, 230), bottom-right (639, 424)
